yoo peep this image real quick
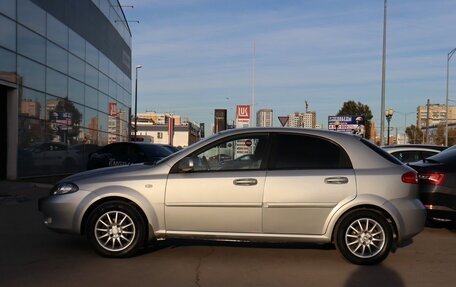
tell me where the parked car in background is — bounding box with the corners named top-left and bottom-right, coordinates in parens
top-left (408, 146), bottom-right (456, 225)
top-left (382, 144), bottom-right (447, 163)
top-left (159, 144), bottom-right (181, 153)
top-left (87, 142), bottom-right (175, 170)
top-left (21, 142), bottom-right (87, 172)
top-left (39, 128), bottom-right (425, 265)
top-left (68, 144), bottom-right (101, 171)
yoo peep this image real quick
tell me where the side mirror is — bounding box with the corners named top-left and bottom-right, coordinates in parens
top-left (178, 157), bottom-right (194, 172)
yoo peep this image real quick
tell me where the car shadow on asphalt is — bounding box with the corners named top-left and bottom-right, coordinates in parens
top-left (344, 265), bottom-right (405, 287)
top-left (143, 239), bottom-right (336, 254)
top-left (425, 222), bottom-right (456, 232)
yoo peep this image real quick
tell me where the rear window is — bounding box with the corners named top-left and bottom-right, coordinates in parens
top-left (360, 139), bottom-right (402, 165)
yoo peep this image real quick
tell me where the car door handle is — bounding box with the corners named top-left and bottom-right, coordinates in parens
top-left (233, 178), bottom-right (258, 186)
top-left (324, 177), bottom-right (349, 184)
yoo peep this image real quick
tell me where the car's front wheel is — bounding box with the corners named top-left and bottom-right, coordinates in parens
top-left (335, 209), bottom-right (393, 265)
top-left (87, 201), bottom-right (146, 257)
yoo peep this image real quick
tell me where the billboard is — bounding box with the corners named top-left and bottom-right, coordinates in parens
top-left (199, 123), bottom-right (205, 138)
top-left (236, 105), bottom-right (250, 128)
top-left (328, 115), bottom-right (365, 137)
top-left (214, 109), bottom-right (227, 133)
top-left (49, 111), bottom-right (72, 131)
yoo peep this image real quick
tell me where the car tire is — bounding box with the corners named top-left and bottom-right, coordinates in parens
top-left (87, 201), bottom-right (146, 258)
top-left (335, 209), bottom-right (393, 265)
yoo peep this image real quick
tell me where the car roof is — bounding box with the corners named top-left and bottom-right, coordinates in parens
top-left (164, 127), bottom-right (403, 170)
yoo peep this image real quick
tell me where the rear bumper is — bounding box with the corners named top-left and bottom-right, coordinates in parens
top-left (425, 205), bottom-right (456, 221)
top-left (386, 198), bottom-right (426, 242)
top-left (420, 186), bottom-right (456, 221)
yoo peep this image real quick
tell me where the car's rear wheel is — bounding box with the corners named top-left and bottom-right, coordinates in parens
top-left (87, 201), bottom-right (146, 257)
top-left (335, 210), bottom-right (393, 265)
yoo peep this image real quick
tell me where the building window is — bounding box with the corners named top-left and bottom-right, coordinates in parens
top-left (157, 132), bottom-right (163, 139)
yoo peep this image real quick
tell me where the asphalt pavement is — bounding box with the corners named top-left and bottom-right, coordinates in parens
top-left (0, 180), bottom-right (455, 287)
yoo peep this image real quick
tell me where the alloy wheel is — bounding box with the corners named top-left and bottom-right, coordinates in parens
top-left (94, 211), bottom-right (136, 252)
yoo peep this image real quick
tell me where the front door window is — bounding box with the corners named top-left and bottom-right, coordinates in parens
top-left (188, 135), bottom-right (268, 172)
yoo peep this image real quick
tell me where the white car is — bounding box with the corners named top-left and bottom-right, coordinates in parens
top-left (382, 144), bottom-right (447, 163)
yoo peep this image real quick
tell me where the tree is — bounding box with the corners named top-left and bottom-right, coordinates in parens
top-left (405, 125), bottom-right (423, 144)
top-left (337, 101), bottom-right (374, 140)
top-left (433, 125), bottom-right (456, 146)
top-left (450, 129), bottom-right (456, 146)
top-left (432, 123), bottom-right (446, 146)
top-left (47, 98), bottom-right (82, 144)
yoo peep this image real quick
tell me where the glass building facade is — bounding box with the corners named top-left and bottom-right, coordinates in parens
top-left (0, 0), bottom-right (132, 179)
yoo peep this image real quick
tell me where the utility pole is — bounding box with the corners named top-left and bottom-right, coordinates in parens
top-left (425, 99), bottom-right (430, 144)
top-left (380, 0), bottom-right (388, 145)
top-left (446, 48), bottom-right (456, 146)
top-left (252, 40), bottom-right (256, 127)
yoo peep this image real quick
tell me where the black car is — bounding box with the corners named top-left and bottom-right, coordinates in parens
top-left (160, 144), bottom-right (181, 153)
top-left (409, 146), bottom-right (456, 224)
top-left (87, 142), bottom-right (175, 170)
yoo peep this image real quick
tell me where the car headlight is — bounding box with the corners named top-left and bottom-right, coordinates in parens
top-left (51, 182), bottom-right (79, 195)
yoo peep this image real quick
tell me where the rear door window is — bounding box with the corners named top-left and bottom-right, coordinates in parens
top-left (270, 134), bottom-right (352, 170)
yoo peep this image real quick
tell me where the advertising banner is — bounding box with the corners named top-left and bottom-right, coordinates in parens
top-left (328, 115), bottom-right (365, 137)
top-left (49, 111), bottom-right (72, 131)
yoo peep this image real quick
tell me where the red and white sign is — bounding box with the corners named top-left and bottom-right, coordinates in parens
top-left (236, 105), bottom-right (250, 119)
top-left (109, 102), bottom-right (117, 116)
top-left (236, 105), bottom-right (251, 128)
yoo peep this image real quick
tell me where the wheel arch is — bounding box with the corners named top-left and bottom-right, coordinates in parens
top-left (80, 196), bottom-right (150, 237)
top-left (330, 205), bottom-right (398, 244)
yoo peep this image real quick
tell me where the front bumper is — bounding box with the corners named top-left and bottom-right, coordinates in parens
top-left (38, 190), bottom-right (90, 234)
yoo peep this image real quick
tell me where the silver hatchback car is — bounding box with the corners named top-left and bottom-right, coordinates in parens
top-left (39, 128), bottom-right (425, 265)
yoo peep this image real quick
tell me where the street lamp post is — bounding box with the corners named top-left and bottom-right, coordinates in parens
top-left (134, 64), bottom-right (142, 140)
top-left (445, 48), bottom-right (456, 146)
top-left (380, 0), bottom-right (388, 145)
top-left (385, 108), bottom-right (394, 144)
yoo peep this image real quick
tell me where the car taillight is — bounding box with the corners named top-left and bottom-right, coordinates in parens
top-left (401, 171), bottom-right (418, 184)
top-left (418, 173), bottom-right (446, 185)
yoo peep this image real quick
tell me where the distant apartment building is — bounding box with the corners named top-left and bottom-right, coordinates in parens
top-left (134, 112), bottom-right (199, 147)
top-left (136, 111), bottom-right (182, 125)
top-left (286, 112), bottom-right (316, 128)
top-left (417, 104), bottom-right (456, 128)
top-left (256, 108), bottom-right (273, 127)
top-left (136, 122), bottom-right (201, 147)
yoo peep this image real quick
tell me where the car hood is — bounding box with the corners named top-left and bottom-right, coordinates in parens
top-left (59, 162), bottom-right (170, 185)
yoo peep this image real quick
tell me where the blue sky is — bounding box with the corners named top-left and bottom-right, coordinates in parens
top-left (124, 0), bottom-right (456, 135)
